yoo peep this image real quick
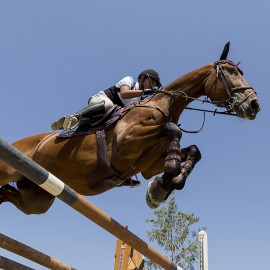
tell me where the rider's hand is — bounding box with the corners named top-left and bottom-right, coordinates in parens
top-left (143, 89), bottom-right (155, 95)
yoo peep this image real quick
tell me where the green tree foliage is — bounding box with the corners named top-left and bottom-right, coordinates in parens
top-left (145, 197), bottom-right (206, 270)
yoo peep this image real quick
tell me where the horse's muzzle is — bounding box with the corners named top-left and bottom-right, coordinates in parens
top-left (236, 97), bottom-right (260, 120)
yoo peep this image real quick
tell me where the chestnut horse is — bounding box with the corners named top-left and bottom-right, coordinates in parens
top-left (0, 44), bottom-right (260, 214)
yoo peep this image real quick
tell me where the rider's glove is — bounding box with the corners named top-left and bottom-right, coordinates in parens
top-left (144, 89), bottom-right (156, 95)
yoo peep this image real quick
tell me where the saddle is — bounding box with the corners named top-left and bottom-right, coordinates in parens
top-left (57, 105), bottom-right (140, 188)
top-left (57, 105), bottom-right (122, 138)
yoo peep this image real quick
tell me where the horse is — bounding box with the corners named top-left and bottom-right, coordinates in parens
top-left (0, 43), bottom-right (260, 214)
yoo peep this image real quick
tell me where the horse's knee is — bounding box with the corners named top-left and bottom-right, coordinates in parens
top-left (6, 180), bottom-right (56, 215)
top-left (161, 122), bottom-right (182, 177)
top-left (22, 188), bottom-right (55, 215)
top-left (18, 193), bottom-right (55, 215)
top-left (25, 200), bottom-right (54, 215)
top-left (164, 142), bottom-right (182, 176)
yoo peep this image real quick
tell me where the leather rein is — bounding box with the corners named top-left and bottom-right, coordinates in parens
top-left (132, 60), bottom-right (254, 123)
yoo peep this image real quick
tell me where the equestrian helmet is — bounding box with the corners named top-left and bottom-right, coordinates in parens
top-left (138, 69), bottom-right (162, 87)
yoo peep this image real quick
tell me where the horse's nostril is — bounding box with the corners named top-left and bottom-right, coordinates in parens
top-left (250, 99), bottom-right (260, 111)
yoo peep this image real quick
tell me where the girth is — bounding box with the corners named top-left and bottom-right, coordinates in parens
top-left (88, 130), bottom-right (125, 188)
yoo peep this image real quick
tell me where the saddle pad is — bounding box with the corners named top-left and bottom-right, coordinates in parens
top-left (57, 106), bottom-right (123, 138)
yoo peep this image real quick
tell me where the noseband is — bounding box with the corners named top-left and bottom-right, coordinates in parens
top-left (208, 60), bottom-right (254, 111)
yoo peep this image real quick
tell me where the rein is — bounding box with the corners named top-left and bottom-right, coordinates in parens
top-left (131, 60), bottom-right (254, 133)
top-left (184, 106), bottom-right (237, 116)
top-left (155, 60), bottom-right (254, 115)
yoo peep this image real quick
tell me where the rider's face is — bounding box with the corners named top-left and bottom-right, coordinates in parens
top-left (143, 78), bottom-right (157, 89)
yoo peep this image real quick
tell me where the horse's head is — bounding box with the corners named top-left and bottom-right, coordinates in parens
top-left (204, 43), bottom-right (260, 120)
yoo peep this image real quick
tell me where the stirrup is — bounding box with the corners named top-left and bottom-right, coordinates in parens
top-left (51, 117), bottom-right (65, 131)
top-left (63, 115), bottom-right (79, 131)
top-left (51, 115), bottom-right (79, 131)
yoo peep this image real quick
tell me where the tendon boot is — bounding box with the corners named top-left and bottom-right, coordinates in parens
top-left (51, 101), bottom-right (106, 131)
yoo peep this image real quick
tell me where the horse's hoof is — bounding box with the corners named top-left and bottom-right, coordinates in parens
top-left (146, 191), bottom-right (159, 209)
top-left (146, 178), bottom-right (168, 209)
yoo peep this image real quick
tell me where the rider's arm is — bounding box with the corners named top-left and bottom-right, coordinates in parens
top-left (116, 76), bottom-right (144, 99)
top-left (119, 85), bottom-right (143, 99)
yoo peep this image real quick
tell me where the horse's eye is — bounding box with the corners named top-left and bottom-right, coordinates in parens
top-left (227, 68), bottom-right (237, 75)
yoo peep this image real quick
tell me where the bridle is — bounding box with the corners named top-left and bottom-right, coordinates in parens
top-left (131, 60), bottom-right (256, 130)
top-left (150, 60), bottom-right (255, 115)
top-left (206, 60), bottom-right (255, 111)
top-left (130, 41), bottom-right (259, 132)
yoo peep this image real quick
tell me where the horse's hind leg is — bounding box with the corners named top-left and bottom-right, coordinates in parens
top-left (146, 122), bottom-right (182, 208)
top-left (0, 178), bottom-right (55, 215)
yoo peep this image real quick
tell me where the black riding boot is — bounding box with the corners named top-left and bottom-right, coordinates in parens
top-left (51, 101), bottom-right (105, 131)
top-left (76, 100), bottom-right (105, 119)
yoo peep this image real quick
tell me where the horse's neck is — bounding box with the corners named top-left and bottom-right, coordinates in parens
top-left (152, 64), bottom-right (214, 122)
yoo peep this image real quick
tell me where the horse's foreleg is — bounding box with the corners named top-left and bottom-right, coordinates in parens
top-left (146, 122), bottom-right (182, 209)
top-left (0, 179), bottom-right (55, 215)
top-left (174, 145), bottom-right (201, 189)
top-left (164, 145), bottom-right (202, 200)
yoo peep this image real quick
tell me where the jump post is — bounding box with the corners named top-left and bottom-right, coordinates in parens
top-left (0, 138), bottom-right (182, 270)
top-left (198, 230), bottom-right (208, 270)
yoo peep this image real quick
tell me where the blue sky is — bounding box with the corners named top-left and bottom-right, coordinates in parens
top-left (0, 1), bottom-right (269, 269)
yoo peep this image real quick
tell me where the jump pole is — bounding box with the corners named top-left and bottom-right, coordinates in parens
top-left (0, 233), bottom-right (76, 270)
top-left (0, 255), bottom-right (35, 270)
top-left (0, 138), bottom-right (182, 270)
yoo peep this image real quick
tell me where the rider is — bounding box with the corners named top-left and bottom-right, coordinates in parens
top-left (51, 69), bottom-right (162, 131)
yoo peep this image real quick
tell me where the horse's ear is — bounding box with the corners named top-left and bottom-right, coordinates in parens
top-left (219, 41), bottom-right (230, 60)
